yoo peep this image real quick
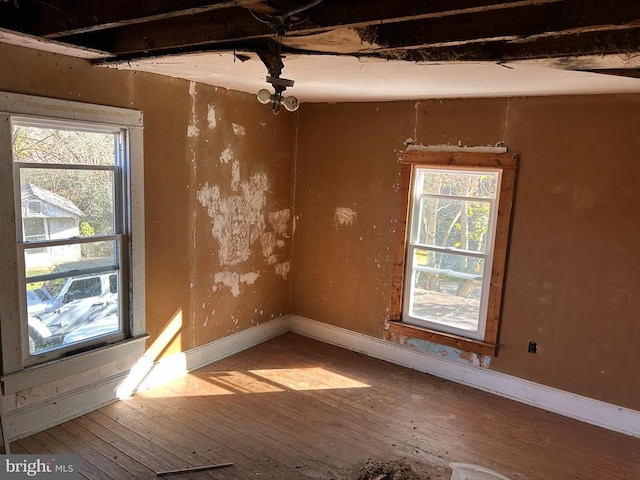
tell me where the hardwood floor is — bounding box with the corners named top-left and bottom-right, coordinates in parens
top-left (12, 333), bottom-right (640, 479)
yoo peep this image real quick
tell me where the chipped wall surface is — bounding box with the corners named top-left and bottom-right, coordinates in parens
top-left (188, 83), bottom-right (295, 346)
top-left (293, 96), bottom-right (640, 411)
top-left (0, 42), bottom-right (295, 359)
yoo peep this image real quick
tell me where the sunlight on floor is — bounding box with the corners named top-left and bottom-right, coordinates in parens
top-left (141, 366), bottom-right (370, 398)
top-left (117, 308), bottom-right (184, 399)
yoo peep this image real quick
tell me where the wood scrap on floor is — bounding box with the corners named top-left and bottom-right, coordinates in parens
top-left (156, 461), bottom-right (233, 477)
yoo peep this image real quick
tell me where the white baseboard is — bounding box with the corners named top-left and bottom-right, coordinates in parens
top-left (5, 317), bottom-right (289, 441)
top-left (130, 316), bottom-right (290, 394)
top-left (7, 373), bottom-right (129, 441)
top-left (288, 314), bottom-right (640, 439)
top-left (7, 314), bottom-right (638, 442)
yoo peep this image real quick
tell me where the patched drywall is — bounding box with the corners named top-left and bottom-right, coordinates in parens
top-left (189, 82), bottom-right (296, 346)
top-left (334, 207), bottom-right (357, 228)
top-left (197, 171), bottom-right (269, 267)
top-left (187, 81), bottom-right (200, 138)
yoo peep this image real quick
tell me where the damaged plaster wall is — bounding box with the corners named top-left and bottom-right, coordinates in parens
top-left (187, 82), bottom-right (296, 347)
top-left (0, 42), bottom-right (296, 362)
top-left (292, 96), bottom-right (640, 411)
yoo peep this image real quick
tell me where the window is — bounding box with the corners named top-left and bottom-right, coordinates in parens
top-left (389, 149), bottom-right (517, 356)
top-left (0, 93), bottom-right (145, 375)
top-left (13, 119), bottom-right (126, 362)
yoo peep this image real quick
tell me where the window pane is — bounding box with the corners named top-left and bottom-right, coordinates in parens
top-left (24, 242), bottom-right (117, 276)
top-left (409, 249), bottom-right (484, 331)
top-left (12, 125), bottom-right (116, 166)
top-left (23, 217), bottom-right (46, 241)
top-left (417, 196), bottom-right (491, 252)
top-left (418, 169), bottom-right (498, 199)
top-left (26, 271), bottom-right (120, 354)
top-left (20, 169), bottom-right (115, 239)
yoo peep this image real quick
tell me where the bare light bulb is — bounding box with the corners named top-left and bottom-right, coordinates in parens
top-left (283, 95), bottom-right (299, 112)
top-left (257, 89), bottom-right (272, 104)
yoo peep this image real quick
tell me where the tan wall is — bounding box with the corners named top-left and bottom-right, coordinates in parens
top-left (0, 43), bottom-right (295, 359)
top-left (293, 95), bottom-right (640, 410)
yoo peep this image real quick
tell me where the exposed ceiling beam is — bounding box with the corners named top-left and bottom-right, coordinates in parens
top-left (392, 27), bottom-right (640, 63)
top-left (58, 7), bottom-right (273, 54)
top-left (360, 0), bottom-right (640, 52)
top-left (1, 0), bottom-right (639, 78)
top-left (582, 69), bottom-right (640, 79)
top-left (0, 1), bottom-right (267, 39)
top-left (39, 0), bottom-right (566, 56)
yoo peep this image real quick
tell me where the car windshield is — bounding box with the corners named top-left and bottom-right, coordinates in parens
top-left (42, 277), bottom-right (65, 297)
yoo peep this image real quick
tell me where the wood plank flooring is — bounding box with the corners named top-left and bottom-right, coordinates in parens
top-left (12, 333), bottom-right (640, 479)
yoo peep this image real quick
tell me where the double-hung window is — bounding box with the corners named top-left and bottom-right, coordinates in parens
top-left (390, 149), bottom-right (517, 356)
top-left (13, 118), bottom-right (128, 363)
top-left (0, 93), bottom-right (145, 374)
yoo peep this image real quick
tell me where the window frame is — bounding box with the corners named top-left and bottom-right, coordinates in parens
top-left (0, 92), bottom-right (146, 380)
top-left (12, 117), bottom-right (129, 364)
top-left (388, 149), bottom-right (518, 356)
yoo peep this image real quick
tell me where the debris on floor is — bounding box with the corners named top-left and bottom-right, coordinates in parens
top-left (356, 460), bottom-right (448, 480)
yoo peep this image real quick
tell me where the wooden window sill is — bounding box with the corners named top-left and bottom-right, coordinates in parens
top-left (387, 320), bottom-right (498, 357)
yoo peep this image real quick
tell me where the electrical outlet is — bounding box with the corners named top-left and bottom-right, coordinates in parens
top-left (528, 341), bottom-right (537, 354)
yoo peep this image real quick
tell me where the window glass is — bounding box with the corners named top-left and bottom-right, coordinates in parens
top-left (12, 125), bottom-right (116, 166)
top-left (404, 167), bottom-right (500, 340)
top-left (12, 120), bottom-right (124, 360)
top-left (409, 249), bottom-right (484, 332)
top-left (416, 196), bottom-right (491, 253)
top-left (19, 168), bottom-right (116, 240)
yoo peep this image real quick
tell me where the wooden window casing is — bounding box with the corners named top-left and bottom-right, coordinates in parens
top-left (388, 150), bottom-right (518, 357)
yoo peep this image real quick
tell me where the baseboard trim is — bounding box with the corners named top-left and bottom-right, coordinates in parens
top-left (7, 314), bottom-right (639, 441)
top-left (7, 373), bottom-right (128, 441)
top-left (5, 317), bottom-right (289, 441)
top-left (287, 314), bottom-right (640, 438)
top-left (132, 317), bottom-right (290, 393)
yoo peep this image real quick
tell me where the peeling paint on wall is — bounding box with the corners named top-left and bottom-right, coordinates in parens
top-left (187, 81), bottom-right (199, 138)
top-left (334, 207), bottom-right (357, 228)
top-left (275, 261), bottom-right (290, 279)
top-left (213, 270), bottom-right (260, 297)
top-left (197, 171), bottom-right (268, 267)
top-left (261, 231), bottom-right (277, 264)
top-left (402, 336), bottom-right (491, 368)
top-left (232, 123), bottom-right (246, 136)
top-left (268, 209), bottom-right (291, 237)
top-left (260, 208), bottom-right (291, 273)
top-left (231, 160), bottom-right (240, 192)
top-left (220, 146), bottom-right (234, 164)
top-left (207, 104), bottom-right (217, 129)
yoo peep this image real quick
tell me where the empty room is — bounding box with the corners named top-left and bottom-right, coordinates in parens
top-left (0, 1), bottom-right (639, 479)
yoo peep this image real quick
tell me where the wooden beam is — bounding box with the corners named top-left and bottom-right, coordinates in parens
top-left (44, 0), bottom-right (565, 56)
top-left (386, 27), bottom-right (640, 63)
top-left (307, 0), bottom-right (562, 29)
top-left (360, 0), bottom-right (640, 53)
top-left (581, 68), bottom-right (640, 79)
top-left (0, 1), bottom-right (266, 39)
top-left (57, 7), bottom-right (276, 55)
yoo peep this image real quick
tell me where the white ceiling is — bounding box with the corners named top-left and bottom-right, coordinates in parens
top-left (108, 51), bottom-right (640, 103)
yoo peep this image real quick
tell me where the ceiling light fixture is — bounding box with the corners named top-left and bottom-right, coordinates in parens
top-left (249, 0), bottom-right (324, 114)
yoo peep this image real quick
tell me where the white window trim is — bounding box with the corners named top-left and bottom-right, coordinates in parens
top-left (402, 166), bottom-right (502, 341)
top-left (0, 92), bottom-right (146, 386)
